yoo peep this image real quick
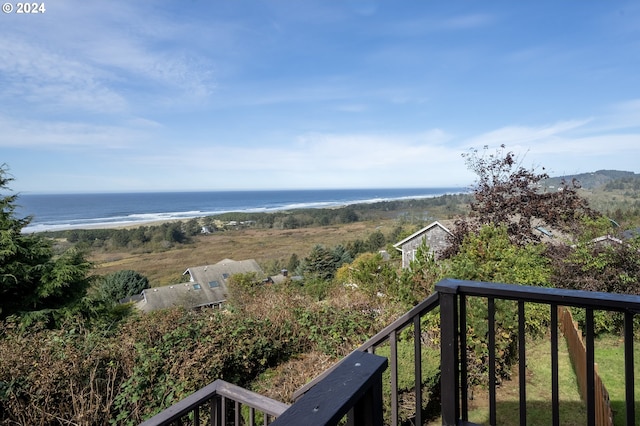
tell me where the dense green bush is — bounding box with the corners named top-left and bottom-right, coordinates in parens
top-left (97, 270), bottom-right (150, 303)
top-left (294, 303), bottom-right (379, 357)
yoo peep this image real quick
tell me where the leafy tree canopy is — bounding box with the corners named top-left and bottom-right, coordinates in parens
top-left (548, 216), bottom-right (640, 295)
top-left (447, 145), bottom-right (598, 253)
top-left (335, 252), bottom-right (396, 301)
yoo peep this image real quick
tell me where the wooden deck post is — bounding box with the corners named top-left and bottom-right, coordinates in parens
top-left (271, 351), bottom-right (387, 426)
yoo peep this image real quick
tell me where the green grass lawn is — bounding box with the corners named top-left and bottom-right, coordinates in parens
top-left (464, 336), bottom-right (586, 426)
top-left (593, 335), bottom-right (640, 426)
top-left (425, 336), bottom-right (585, 426)
top-left (427, 334), bottom-right (640, 426)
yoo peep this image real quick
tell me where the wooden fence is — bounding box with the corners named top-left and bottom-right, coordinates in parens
top-left (558, 306), bottom-right (614, 426)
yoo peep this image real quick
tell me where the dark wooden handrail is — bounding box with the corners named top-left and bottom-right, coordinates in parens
top-left (271, 351), bottom-right (387, 426)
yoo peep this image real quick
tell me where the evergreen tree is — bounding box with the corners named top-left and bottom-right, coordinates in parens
top-left (302, 245), bottom-right (352, 281)
top-left (97, 270), bottom-right (150, 303)
top-left (0, 165), bottom-right (92, 321)
top-left (286, 253), bottom-right (299, 274)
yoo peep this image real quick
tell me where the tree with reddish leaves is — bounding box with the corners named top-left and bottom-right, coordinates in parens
top-left (442, 145), bottom-right (598, 257)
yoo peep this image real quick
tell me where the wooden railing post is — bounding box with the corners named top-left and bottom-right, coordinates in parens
top-left (347, 370), bottom-right (384, 426)
top-left (271, 351), bottom-right (387, 426)
top-left (437, 282), bottom-right (460, 426)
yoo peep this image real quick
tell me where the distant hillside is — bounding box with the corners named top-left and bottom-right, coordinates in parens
top-left (544, 170), bottom-right (639, 190)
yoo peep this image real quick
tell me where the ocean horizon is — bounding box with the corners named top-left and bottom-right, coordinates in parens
top-left (16, 187), bottom-right (465, 233)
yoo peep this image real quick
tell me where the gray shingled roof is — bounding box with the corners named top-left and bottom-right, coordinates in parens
top-left (392, 221), bottom-right (453, 250)
top-left (134, 258), bottom-right (263, 312)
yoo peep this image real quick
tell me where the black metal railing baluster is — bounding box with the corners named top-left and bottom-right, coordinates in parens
top-left (193, 406), bottom-right (200, 426)
top-left (221, 396), bottom-right (227, 426)
top-left (550, 304), bottom-right (559, 426)
top-left (249, 406), bottom-right (255, 426)
top-left (211, 395), bottom-right (219, 426)
top-left (624, 311), bottom-right (635, 426)
top-left (413, 316), bottom-right (422, 426)
top-left (488, 297), bottom-right (496, 426)
top-left (518, 301), bottom-right (526, 426)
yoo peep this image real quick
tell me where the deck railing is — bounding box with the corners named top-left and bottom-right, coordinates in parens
top-left (138, 379), bottom-right (290, 426)
top-left (140, 279), bottom-right (640, 426)
top-left (437, 278), bottom-right (639, 426)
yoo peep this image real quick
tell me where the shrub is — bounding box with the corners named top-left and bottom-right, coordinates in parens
top-left (97, 270), bottom-right (150, 303)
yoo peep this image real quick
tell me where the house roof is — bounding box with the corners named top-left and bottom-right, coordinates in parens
top-left (185, 258), bottom-right (263, 288)
top-left (622, 227), bottom-right (640, 240)
top-left (590, 235), bottom-right (624, 246)
top-left (393, 221), bottom-right (452, 251)
top-left (134, 258), bottom-right (263, 312)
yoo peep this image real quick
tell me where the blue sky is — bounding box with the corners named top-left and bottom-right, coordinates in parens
top-left (2, 1), bottom-right (640, 193)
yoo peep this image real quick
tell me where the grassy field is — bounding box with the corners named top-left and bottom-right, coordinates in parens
top-left (85, 178), bottom-right (640, 286)
top-left (89, 219), bottom-right (402, 285)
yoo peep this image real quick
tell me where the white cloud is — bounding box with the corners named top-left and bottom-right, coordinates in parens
top-left (440, 14), bottom-right (497, 31)
top-left (0, 1), bottom-right (216, 117)
top-left (464, 120), bottom-right (592, 148)
top-left (596, 99), bottom-right (640, 131)
top-left (121, 129), bottom-right (470, 189)
top-left (460, 113), bottom-right (640, 176)
top-left (0, 37), bottom-right (128, 114)
top-left (0, 114), bottom-right (155, 149)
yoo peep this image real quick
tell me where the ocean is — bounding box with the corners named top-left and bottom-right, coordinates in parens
top-left (16, 188), bottom-right (463, 233)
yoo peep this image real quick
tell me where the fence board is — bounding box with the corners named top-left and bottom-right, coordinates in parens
top-left (558, 306), bottom-right (613, 426)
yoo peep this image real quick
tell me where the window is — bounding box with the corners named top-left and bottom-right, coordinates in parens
top-left (193, 284), bottom-right (202, 290)
top-left (209, 281), bottom-right (220, 288)
top-left (222, 273), bottom-right (230, 279)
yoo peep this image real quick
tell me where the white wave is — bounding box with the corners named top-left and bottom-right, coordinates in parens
top-left (22, 189), bottom-right (465, 233)
top-left (22, 210), bottom-right (206, 233)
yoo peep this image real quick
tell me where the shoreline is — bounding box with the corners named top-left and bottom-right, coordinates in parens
top-left (24, 217), bottom-right (192, 233)
top-left (22, 189), bottom-right (469, 234)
